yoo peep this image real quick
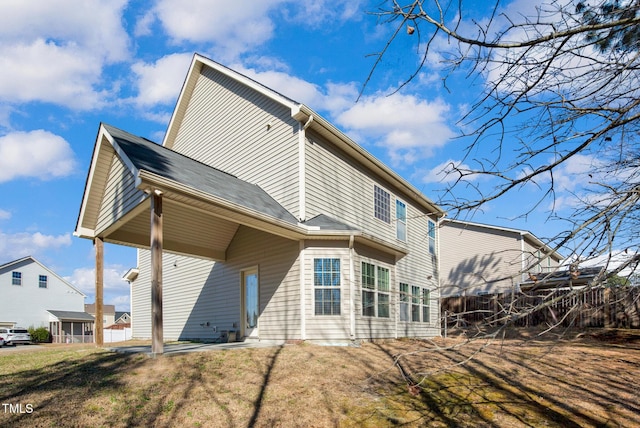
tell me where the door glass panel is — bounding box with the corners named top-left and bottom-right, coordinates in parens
top-left (245, 273), bottom-right (258, 331)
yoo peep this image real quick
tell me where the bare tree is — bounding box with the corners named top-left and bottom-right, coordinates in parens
top-left (367, 0), bottom-right (640, 282)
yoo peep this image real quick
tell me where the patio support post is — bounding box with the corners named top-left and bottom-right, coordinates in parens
top-left (95, 237), bottom-right (104, 346)
top-left (151, 191), bottom-right (164, 355)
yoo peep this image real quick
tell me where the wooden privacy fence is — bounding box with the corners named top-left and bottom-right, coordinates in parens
top-left (441, 286), bottom-right (640, 329)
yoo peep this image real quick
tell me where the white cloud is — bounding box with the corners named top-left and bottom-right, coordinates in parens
top-left (0, 209), bottom-right (11, 220)
top-left (335, 93), bottom-right (455, 166)
top-left (0, 230), bottom-right (71, 261)
top-left (152, 0), bottom-right (283, 60)
top-left (0, 130), bottom-right (77, 182)
top-left (65, 265), bottom-right (131, 311)
top-left (0, 0), bottom-right (129, 109)
top-left (422, 159), bottom-right (474, 184)
top-left (131, 53), bottom-right (194, 108)
top-left (66, 265), bottom-right (130, 294)
top-left (282, 0), bottom-right (364, 26)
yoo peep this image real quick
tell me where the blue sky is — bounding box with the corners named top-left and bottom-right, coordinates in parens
top-left (0, 0), bottom-right (596, 310)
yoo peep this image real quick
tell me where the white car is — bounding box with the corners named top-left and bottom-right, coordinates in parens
top-left (0, 328), bottom-right (31, 347)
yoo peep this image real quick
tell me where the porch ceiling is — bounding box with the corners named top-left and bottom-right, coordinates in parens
top-left (103, 198), bottom-right (240, 261)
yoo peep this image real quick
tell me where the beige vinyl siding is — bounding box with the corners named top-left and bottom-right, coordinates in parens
top-left (303, 241), bottom-right (352, 341)
top-left (353, 246), bottom-right (397, 339)
top-left (96, 154), bottom-right (146, 235)
top-left (131, 250), bottom-right (151, 339)
top-left (305, 131), bottom-right (393, 237)
top-left (79, 140), bottom-right (114, 233)
top-left (225, 226), bottom-right (301, 340)
top-left (132, 226), bottom-right (300, 341)
top-left (522, 237), bottom-right (560, 274)
top-left (305, 131), bottom-right (439, 338)
top-left (169, 65), bottom-right (301, 217)
top-left (439, 223), bottom-right (523, 296)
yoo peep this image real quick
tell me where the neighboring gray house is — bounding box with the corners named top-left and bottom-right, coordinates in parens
top-left (439, 219), bottom-right (563, 296)
top-left (114, 312), bottom-right (131, 325)
top-left (0, 256), bottom-right (93, 341)
top-left (75, 54), bottom-right (445, 346)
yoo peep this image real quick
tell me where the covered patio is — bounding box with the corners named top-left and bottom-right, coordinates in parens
top-left (48, 310), bottom-right (95, 344)
top-left (75, 124), bottom-right (396, 355)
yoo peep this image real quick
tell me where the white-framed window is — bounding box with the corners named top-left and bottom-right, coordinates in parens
top-left (411, 286), bottom-right (421, 322)
top-left (12, 271), bottom-right (22, 286)
top-left (428, 220), bottom-right (436, 255)
top-left (39, 275), bottom-right (48, 289)
top-left (361, 262), bottom-right (390, 318)
top-left (314, 258), bottom-right (341, 316)
top-left (422, 288), bottom-right (430, 323)
top-left (399, 282), bottom-right (410, 321)
top-left (374, 185), bottom-right (390, 223)
top-left (396, 199), bottom-right (407, 241)
top-left (402, 285), bottom-right (432, 323)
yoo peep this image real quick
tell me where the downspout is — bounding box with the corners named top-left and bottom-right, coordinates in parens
top-left (299, 240), bottom-right (306, 341)
top-left (349, 234), bottom-right (356, 340)
top-left (298, 115), bottom-right (313, 221)
top-left (520, 232), bottom-right (525, 291)
top-left (437, 213), bottom-right (446, 336)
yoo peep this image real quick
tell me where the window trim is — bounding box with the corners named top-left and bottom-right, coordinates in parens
top-left (396, 199), bottom-right (407, 242)
top-left (399, 282), bottom-right (410, 322)
top-left (313, 258), bottom-right (341, 316)
top-left (39, 275), bottom-right (48, 289)
top-left (374, 185), bottom-right (391, 224)
top-left (400, 283), bottom-right (432, 324)
top-left (428, 219), bottom-right (436, 255)
top-left (361, 262), bottom-right (390, 318)
top-left (12, 271), bottom-right (22, 286)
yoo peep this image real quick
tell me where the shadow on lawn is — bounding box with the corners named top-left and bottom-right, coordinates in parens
top-left (369, 339), bottom-right (640, 427)
top-left (0, 350), bottom-right (146, 428)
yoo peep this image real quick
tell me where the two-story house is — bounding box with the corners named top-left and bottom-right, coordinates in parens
top-left (0, 256), bottom-right (93, 342)
top-left (439, 219), bottom-right (563, 296)
top-left (75, 54), bottom-right (445, 349)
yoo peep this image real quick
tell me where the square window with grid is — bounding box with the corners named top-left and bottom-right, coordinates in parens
top-left (314, 258), bottom-right (341, 316)
top-left (12, 271), bottom-right (22, 286)
top-left (39, 275), bottom-right (48, 289)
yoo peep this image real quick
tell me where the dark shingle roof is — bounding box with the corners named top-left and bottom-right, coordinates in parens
top-left (302, 214), bottom-right (359, 231)
top-left (103, 124), bottom-right (298, 225)
top-left (47, 311), bottom-right (95, 322)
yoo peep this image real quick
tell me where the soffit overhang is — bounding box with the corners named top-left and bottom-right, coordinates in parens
top-left (76, 124), bottom-right (407, 261)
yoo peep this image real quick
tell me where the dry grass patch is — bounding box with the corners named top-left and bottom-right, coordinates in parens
top-left (0, 331), bottom-right (639, 427)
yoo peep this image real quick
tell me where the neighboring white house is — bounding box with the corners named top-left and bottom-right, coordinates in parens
top-left (75, 54), bottom-right (446, 344)
top-left (0, 256), bottom-right (93, 341)
top-left (439, 219), bottom-right (564, 296)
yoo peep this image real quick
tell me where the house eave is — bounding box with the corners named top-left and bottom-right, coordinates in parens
top-left (292, 104), bottom-right (445, 218)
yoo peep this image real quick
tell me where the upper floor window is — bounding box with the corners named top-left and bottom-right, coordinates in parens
top-left (313, 258), bottom-right (341, 316)
top-left (396, 200), bottom-right (407, 241)
top-left (428, 220), bottom-right (436, 255)
top-left (374, 185), bottom-right (390, 223)
top-left (12, 271), bottom-right (22, 286)
top-left (362, 262), bottom-right (390, 318)
top-left (39, 275), bottom-right (48, 289)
